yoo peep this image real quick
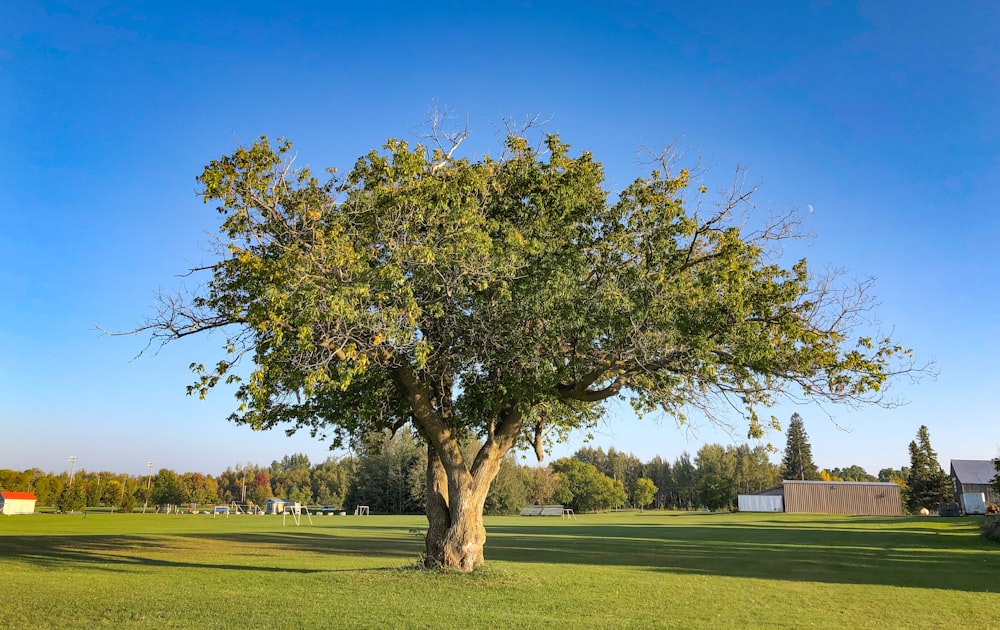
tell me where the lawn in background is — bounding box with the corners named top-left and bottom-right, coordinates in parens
top-left (0, 511), bottom-right (996, 628)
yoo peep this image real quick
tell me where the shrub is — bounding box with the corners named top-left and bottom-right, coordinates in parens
top-left (981, 516), bottom-right (1000, 543)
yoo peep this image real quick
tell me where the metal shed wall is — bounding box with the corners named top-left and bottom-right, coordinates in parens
top-left (737, 494), bottom-right (783, 512)
top-left (782, 481), bottom-right (902, 516)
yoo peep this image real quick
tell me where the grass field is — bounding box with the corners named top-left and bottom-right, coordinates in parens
top-left (1, 511), bottom-right (997, 628)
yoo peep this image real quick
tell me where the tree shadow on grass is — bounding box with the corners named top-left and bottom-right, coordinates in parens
top-left (0, 530), bottom-right (421, 574)
top-left (186, 529), bottom-right (424, 560)
top-left (4, 516), bottom-right (994, 592)
top-left (484, 518), bottom-right (999, 592)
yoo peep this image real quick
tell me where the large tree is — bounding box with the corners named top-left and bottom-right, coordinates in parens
top-left (551, 458), bottom-right (628, 512)
top-left (905, 425), bottom-right (952, 512)
top-left (695, 443), bottom-right (737, 510)
top-left (125, 126), bottom-right (918, 570)
top-left (780, 413), bottom-right (821, 481)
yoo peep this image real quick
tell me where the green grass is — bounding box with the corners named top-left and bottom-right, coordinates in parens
top-left (1, 511), bottom-right (997, 628)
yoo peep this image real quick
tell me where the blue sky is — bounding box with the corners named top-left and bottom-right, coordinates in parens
top-left (2, 1), bottom-right (997, 477)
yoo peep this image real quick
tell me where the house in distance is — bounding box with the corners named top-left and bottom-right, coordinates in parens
top-left (950, 459), bottom-right (999, 515)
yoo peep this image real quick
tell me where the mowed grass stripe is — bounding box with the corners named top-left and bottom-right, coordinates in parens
top-left (0, 512), bottom-right (996, 628)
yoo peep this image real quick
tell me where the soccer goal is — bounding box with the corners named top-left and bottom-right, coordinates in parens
top-left (282, 503), bottom-right (314, 527)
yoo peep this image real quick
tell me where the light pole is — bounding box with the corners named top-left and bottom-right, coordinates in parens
top-left (68, 455), bottom-right (77, 485)
top-left (143, 461), bottom-right (154, 514)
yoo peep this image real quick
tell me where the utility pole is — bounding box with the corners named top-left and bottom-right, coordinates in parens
top-left (143, 461), bottom-right (154, 514)
top-left (68, 455), bottom-right (77, 485)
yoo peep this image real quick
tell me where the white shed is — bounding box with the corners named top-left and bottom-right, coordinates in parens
top-left (264, 498), bottom-right (294, 514)
top-left (1, 491), bottom-right (37, 515)
top-left (737, 494), bottom-right (783, 512)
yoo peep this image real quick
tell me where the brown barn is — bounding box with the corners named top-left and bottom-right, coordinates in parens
top-left (781, 480), bottom-right (902, 516)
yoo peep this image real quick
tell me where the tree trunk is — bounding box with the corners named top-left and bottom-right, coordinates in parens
top-left (398, 358), bottom-right (523, 571)
top-left (422, 444), bottom-right (450, 567)
top-left (422, 443), bottom-right (505, 572)
top-left (440, 476), bottom-right (490, 571)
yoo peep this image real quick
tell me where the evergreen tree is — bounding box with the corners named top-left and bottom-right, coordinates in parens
top-left (780, 413), bottom-right (820, 480)
top-left (55, 483), bottom-right (85, 513)
top-left (345, 430), bottom-right (422, 514)
top-left (905, 425), bottom-right (952, 512)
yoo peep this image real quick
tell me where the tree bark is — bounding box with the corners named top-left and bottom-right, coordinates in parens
top-left (443, 459), bottom-right (494, 571)
top-left (423, 454), bottom-right (493, 571)
top-left (422, 440), bottom-right (515, 571)
top-left (422, 443), bottom-right (450, 567)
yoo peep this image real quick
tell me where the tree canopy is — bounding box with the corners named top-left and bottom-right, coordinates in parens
top-left (128, 125), bottom-right (919, 570)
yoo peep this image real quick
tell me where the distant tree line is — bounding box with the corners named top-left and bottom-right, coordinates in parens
top-left (0, 417), bottom-right (965, 515)
top-left (0, 435), bottom-right (779, 514)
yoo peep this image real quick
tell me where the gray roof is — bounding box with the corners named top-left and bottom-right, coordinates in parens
top-left (950, 459), bottom-right (999, 485)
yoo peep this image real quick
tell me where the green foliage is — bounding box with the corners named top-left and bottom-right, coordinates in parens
top-left (33, 474), bottom-right (63, 506)
top-left (692, 443), bottom-right (780, 511)
top-left (631, 477), bottom-right (657, 510)
top-left (311, 457), bottom-right (352, 506)
top-left (269, 454), bottom-right (313, 503)
top-left (780, 413), bottom-right (820, 481)
top-left (551, 457), bottom-right (627, 512)
top-left (483, 456), bottom-right (530, 515)
top-left (179, 473), bottom-right (219, 505)
top-left (150, 469), bottom-right (187, 506)
top-left (695, 444), bottom-right (737, 510)
top-left (982, 516), bottom-right (1000, 543)
top-left (643, 456), bottom-right (673, 508)
top-left (731, 444), bottom-right (781, 493)
top-left (522, 465), bottom-right (560, 505)
top-left (828, 465), bottom-right (877, 482)
top-left (102, 479), bottom-right (126, 508)
top-left (905, 425), bottom-right (952, 513)
top-left (345, 430), bottom-right (423, 514)
top-left (0, 468), bottom-right (24, 492)
top-left (55, 483), bottom-right (85, 512)
top-left (119, 490), bottom-right (137, 513)
top-left (669, 452), bottom-right (698, 509)
top-left (573, 447), bottom-right (644, 505)
top-left (878, 466), bottom-right (909, 483)
top-left (147, 128), bottom-right (917, 468)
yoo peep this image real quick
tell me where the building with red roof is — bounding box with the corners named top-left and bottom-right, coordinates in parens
top-left (0, 491), bottom-right (37, 515)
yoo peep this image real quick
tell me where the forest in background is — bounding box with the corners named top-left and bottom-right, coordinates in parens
top-left (3, 416), bottom-right (948, 515)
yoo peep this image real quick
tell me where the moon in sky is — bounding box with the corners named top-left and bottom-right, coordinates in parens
top-left (807, 204), bottom-right (814, 213)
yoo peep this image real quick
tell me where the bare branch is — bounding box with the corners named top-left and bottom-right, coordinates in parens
top-left (417, 103), bottom-right (471, 173)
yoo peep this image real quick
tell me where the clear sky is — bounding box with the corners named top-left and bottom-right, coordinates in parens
top-left (2, 2), bottom-right (998, 477)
